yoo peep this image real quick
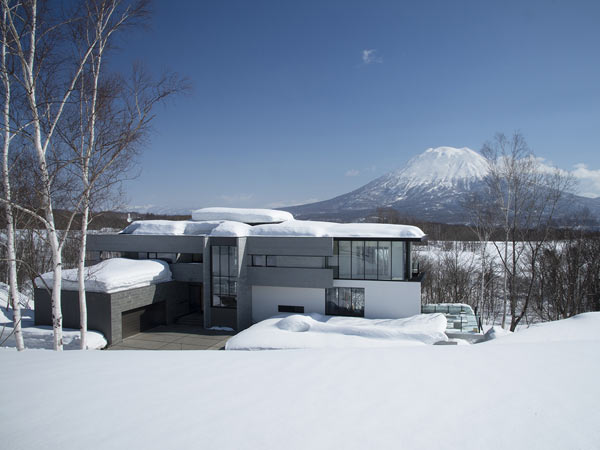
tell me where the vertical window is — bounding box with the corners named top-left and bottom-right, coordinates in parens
top-left (377, 241), bottom-right (391, 280)
top-left (211, 245), bottom-right (238, 308)
top-left (325, 287), bottom-right (364, 317)
top-left (392, 241), bottom-right (405, 280)
top-left (212, 246), bottom-right (220, 275)
top-left (365, 241), bottom-right (378, 279)
top-left (339, 241), bottom-right (351, 279)
top-left (351, 241), bottom-right (365, 279)
top-left (229, 246), bottom-right (238, 276)
top-left (220, 246), bottom-right (229, 277)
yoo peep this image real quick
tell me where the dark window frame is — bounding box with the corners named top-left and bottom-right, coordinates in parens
top-left (330, 238), bottom-right (412, 282)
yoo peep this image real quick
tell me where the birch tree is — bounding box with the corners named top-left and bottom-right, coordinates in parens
top-left (58, 0), bottom-right (184, 348)
top-left (482, 132), bottom-right (572, 331)
top-left (1, 0), bottom-right (102, 350)
top-left (0, 4), bottom-right (24, 350)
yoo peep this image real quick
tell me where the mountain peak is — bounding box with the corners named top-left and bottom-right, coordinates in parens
top-left (397, 146), bottom-right (488, 187)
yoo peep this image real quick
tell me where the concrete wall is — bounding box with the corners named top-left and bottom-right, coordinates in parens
top-left (251, 286), bottom-right (325, 322)
top-left (34, 289), bottom-right (113, 344)
top-left (333, 279), bottom-right (421, 319)
top-left (246, 236), bottom-right (333, 256)
top-left (170, 263), bottom-right (204, 282)
top-left (34, 281), bottom-right (190, 345)
top-left (87, 234), bottom-right (205, 253)
top-left (247, 267), bottom-right (333, 288)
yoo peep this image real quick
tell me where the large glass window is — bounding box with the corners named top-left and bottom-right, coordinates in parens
top-left (211, 245), bottom-right (238, 308)
top-left (331, 239), bottom-right (409, 281)
top-left (392, 241), bottom-right (405, 280)
top-left (339, 241), bottom-right (351, 279)
top-left (365, 241), bottom-right (378, 280)
top-left (351, 241), bottom-right (365, 279)
top-left (325, 287), bottom-right (365, 317)
top-left (377, 241), bottom-right (391, 280)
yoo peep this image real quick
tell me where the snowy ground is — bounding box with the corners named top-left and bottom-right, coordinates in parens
top-left (0, 313), bottom-right (598, 450)
top-left (226, 312), bottom-right (449, 350)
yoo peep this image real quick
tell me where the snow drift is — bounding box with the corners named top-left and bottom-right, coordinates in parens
top-left (225, 313), bottom-right (448, 350)
top-left (34, 258), bottom-right (172, 293)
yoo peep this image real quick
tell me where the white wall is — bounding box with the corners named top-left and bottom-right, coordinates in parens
top-left (333, 280), bottom-right (420, 319)
top-left (251, 286), bottom-right (325, 323)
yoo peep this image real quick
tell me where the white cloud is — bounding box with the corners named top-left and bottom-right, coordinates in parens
top-left (345, 169), bottom-right (360, 177)
top-left (571, 163), bottom-right (600, 198)
top-left (362, 49), bottom-right (382, 64)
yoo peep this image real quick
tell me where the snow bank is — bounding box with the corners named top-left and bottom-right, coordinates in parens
top-left (225, 313), bottom-right (448, 350)
top-left (191, 207), bottom-right (293, 223)
top-left (34, 258), bottom-right (172, 293)
top-left (1, 324), bottom-right (107, 350)
top-left (483, 312), bottom-right (600, 344)
top-left (121, 218), bottom-right (425, 239)
top-left (249, 220), bottom-right (425, 238)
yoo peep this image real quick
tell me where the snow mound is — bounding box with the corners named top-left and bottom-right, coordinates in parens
top-left (250, 220), bottom-right (425, 238)
top-left (34, 258), bottom-right (172, 293)
top-left (191, 207), bottom-right (293, 223)
top-left (484, 312), bottom-right (600, 344)
top-left (226, 313), bottom-right (448, 350)
top-left (277, 315), bottom-right (311, 332)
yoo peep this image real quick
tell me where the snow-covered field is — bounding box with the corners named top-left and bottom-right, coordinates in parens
top-left (226, 312), bottom-right (449, 350)
top-left (1, 313), bottom-right (598, 450)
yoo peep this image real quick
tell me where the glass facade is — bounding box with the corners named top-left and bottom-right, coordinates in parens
top-left (330, 239), bottom-right (408, 281)
top-left (325, 287), bottom-right (365, 317)
top-left (211, 245), bottom-right (238, 308)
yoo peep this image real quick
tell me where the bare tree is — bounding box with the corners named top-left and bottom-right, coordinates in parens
top-left (482, 132), bottom-right (572, 331)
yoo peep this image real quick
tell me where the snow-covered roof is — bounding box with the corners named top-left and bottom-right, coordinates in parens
top-left (191, 207), bottom-right (294, 224)
top-left (35, 258), bottom-right (172, 293)
top-left (120, 219), bottom-right (425, 239)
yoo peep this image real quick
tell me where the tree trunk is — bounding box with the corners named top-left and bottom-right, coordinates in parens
top-left (78, 198), bottom-right (90, 349)
top-left (1, 5), bottom-right (24, 351)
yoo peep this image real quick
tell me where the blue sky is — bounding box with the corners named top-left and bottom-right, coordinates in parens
top-left (113, 0), bottom-right (600, 212)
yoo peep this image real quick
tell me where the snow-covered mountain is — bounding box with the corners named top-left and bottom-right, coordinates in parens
top-left (285, 146), bottom-right (600, 223)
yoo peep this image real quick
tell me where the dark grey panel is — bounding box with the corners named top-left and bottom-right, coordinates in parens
top-left (34, 288), bottom-right (113, 345)
top-left (208, 236), bottom-right (238, 246)
top-left (247, 267), bottom-right (333, 288)
top-left (170, 263), bottom-right (204, 282)
top-left (246, 236), bottom-right (333, 256)
top-left (87, 234), bottom-right (205, 253)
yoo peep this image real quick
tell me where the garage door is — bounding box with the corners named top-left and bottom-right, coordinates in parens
top-left (121, 302), bottom-right (166, 338)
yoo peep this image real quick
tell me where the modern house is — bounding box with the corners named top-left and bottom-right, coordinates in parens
top-left (34, 208), bottom-right (426, 345)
